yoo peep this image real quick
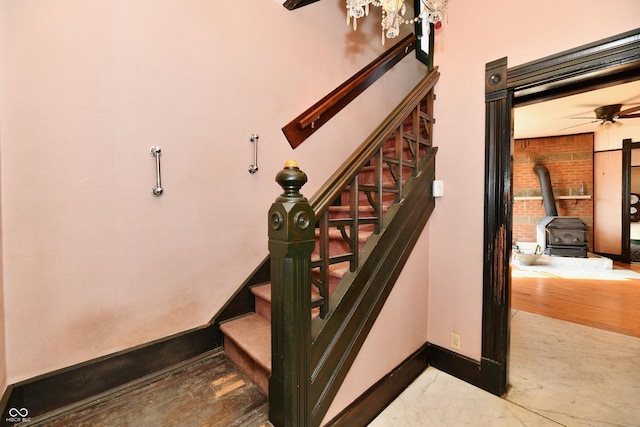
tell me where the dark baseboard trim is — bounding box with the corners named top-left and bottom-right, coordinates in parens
top-left (326, 344), bottom-right (429, 427)
top-left (0, 323), bottom-right (218, 425)
top-left (326, 342), bottom-right (496, 426)
top-left (0, 387), bottom-right (15, 427)
top-left (0, 338), bottom-right (497, 426)
top-left (427, 343), bottom-right (483, 389)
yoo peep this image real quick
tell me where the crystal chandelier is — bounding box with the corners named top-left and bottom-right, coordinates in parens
top-left (346, 0), bottom-right (448, 44)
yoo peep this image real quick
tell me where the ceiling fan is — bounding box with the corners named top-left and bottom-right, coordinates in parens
top-left (592, 103), bottom-right (640, 123)
top-left (561, 103), bottom-right (640, 131)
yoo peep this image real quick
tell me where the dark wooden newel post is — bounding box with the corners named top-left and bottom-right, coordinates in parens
top-left (268, 160), bottom-right (314, 426)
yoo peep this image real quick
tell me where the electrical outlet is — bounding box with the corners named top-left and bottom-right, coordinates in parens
top-left (450, 332), bottom-right (461, 350)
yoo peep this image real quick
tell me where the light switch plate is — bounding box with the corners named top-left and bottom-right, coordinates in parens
top-left (433, 180), bottom-right (444, 197)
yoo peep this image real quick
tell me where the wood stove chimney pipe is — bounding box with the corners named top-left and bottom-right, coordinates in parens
top-left (533, 164), bottom-right (558, 216)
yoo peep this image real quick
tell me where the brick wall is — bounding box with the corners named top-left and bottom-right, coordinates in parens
top-left (513, 133), bottom-right (594, 250)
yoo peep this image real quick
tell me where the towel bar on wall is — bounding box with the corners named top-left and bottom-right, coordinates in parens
top-left (150, 146), bottom-right (164, 197)
top-left (249, 134), bottom-right (259, 174)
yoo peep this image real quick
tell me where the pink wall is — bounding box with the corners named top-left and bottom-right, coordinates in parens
top-left (0, 0), bottom-right (430, 413)
top-left (429, 1), bottom-right (640, 360)
top-left (325, 227), bottom-right (431, 422)
top-left (1, 0), bottom-right (640, 420)
top-left (0, 0), bottom-right (426, 383)
top-left (0, 110), bottom-right (4, 393)
top-left (0, 3), bottom-right (5, 392)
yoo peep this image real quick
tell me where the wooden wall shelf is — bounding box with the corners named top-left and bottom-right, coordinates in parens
top-left (513, 195), bottom-right (592, 201)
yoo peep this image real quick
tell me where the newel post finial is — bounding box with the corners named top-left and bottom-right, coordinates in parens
top-left (275, 159), bottom-right (308, 203)
top-left (268, 160), bottom-right (314, 427)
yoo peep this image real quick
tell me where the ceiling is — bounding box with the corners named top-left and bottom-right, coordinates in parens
top-left (514, 79), bottom-right (640, 139)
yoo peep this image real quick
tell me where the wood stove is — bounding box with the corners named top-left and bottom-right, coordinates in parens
top-left (533, 164), bottom-right (588, 258)
top-left (537, 216), bottom-right (588, 258)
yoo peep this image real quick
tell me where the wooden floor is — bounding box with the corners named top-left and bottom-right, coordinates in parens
top-left (32, 351), bottom-right (269, 427)
top-left (25, 261), bottom-right (639, 426)
top-left (511, 261), bottom-right (640, 338)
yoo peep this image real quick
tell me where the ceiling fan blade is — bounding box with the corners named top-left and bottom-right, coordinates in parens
top-left (618, 105), bottom-right (640, 116)
top-left (619, 113), bottom-right (640, 119)
top-left (558, 120), bottom-right (599, 131)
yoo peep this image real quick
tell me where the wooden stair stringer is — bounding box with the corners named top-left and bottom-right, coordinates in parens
top-left (309, 149), bottom-right (437, 426)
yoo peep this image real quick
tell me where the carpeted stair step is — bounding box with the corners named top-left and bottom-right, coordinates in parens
top-left (327, 205), bottom-right (378, 218)
top-left (250, 262), bottom-right (350, 321)
top-left (312, 227), bottom-right (373, 257)
top-left (219, 314), bottom-right (271, 395)
top-left (311, 262), bottom-right (350, 297)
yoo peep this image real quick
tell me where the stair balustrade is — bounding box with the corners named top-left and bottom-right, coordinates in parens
top-left (267, 68), bottom-right (441, 426)
top-left (308, 68), bottom-right (439, 324)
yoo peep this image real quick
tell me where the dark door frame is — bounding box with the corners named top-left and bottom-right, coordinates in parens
top-left (482, 28), bottom-right (640, 396)
top-left (623, 139), bottom-right (640, 262)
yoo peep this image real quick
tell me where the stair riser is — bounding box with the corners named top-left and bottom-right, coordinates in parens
top-left (254, 295), bottom-right (328, 322)
top-left (224, 336), bottom-right (270, 396)
top-left (341, 191), bottom-right (397, 208)
top-left (255, 295), bottom-right (271, 321)
top-left (358, 166), bottom-right (415, 183)
top-left (311, 268), bottom-right (343, 296)
top-left (326, 208), bottom-right (377, 219)
top-left (311, 235), bottom-right (369, 258)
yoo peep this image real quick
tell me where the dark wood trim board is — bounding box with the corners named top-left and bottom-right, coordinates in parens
top-left (0, 324), bottom-right (218, 425)
top-left (327, 342), bottom-right (488, 426)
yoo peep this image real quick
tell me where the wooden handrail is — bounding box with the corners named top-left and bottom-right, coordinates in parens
top-left (309, 67), bottom-right (440, 216)
top-left (282, 34), bottom-right (416, 149)
top-left (283, 0), bottom-right (319, 10)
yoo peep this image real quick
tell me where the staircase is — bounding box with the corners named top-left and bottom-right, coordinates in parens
top-left (219, 171), bottom-right (383, 395)
top-left (217, 68), bottom-right (440, 425)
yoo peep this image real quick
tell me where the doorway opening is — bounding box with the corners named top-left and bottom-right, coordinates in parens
top-left (511, 87), bottom-right (640, 336)
top-left (481, 28), bottom-right (640, 396)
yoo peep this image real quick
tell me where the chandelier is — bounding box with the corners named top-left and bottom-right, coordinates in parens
top-left (346, 0), bottom-right (448, 44)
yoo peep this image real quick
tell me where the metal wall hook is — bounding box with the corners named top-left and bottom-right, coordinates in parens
top-left (150, 146), bottom-right (163, 196)
top-left (249, 134), bottom-right (259, 174)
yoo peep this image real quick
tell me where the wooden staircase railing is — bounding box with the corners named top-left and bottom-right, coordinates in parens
top-left (307, 67), bottom-right (439, 322)
top-left (269, 68), bottom-right (440, 426)
top-left (282, 34), bottom-right (416, 149)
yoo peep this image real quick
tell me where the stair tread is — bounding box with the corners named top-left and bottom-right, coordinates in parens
top-left (315, 228), bottom-right (373, 241)
top-left (251, 261), bottom-right (348, 305)
top-left (251, 283), bottom-right (271, 301)
top-left (328, 205), bottom-right (377, 212)
top-left (220, 314), bottom-right (271, 373)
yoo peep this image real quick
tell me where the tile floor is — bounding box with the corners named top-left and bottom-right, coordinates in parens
top-left (370, 310), bottom-right (640, 426)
